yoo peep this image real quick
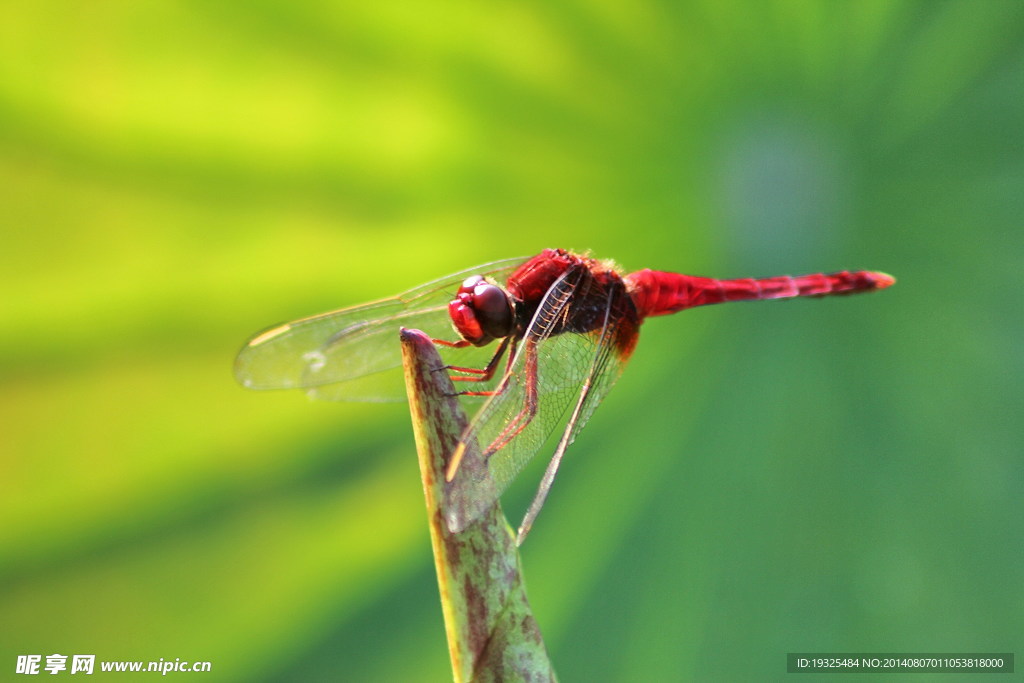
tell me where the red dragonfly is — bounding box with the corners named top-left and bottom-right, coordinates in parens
top-left (236, 248), bottom-right (894, 543)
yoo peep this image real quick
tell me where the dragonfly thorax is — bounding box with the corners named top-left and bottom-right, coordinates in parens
top-left (448, 275), bottom-right (516, 346)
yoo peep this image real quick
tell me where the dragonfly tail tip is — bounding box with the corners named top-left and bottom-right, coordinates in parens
top-left (873, 271), bottom-right (896, 289)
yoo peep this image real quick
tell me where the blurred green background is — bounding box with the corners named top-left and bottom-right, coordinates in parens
top-left (2, 1), bottom-right (1021, 681)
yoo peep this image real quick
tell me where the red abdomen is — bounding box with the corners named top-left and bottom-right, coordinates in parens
top-left (625, 269), bottom-right (896, 319)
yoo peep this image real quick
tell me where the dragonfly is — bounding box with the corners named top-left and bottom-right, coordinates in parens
top-left (235, 248), bottom-right (894, 543)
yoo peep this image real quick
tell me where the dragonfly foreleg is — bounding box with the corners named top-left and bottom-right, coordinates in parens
top-left (444, 336), bottom-right (512, 384)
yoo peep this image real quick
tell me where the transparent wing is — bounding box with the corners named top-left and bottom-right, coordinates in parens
top-left (234, 257), bottom-right (528, 402)
top-left (444, 268), bottom-right (640, 532)
top-left (513, 288), bottom-right (639, 542)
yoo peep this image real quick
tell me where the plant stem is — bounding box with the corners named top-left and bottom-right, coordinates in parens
top-left (400, 328), bottom-right (556, 683)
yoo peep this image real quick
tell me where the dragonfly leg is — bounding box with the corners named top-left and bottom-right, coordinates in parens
top-left (459, 336), bottom-right (519, 390)
top-left (444, 337), bottom-right (517, 397)
top-left (431, 338), bottom-right (471, 348)
top-left (445, 336), bottom-right (511, 382)
top-left (482, 338), bottom-right (539, 457)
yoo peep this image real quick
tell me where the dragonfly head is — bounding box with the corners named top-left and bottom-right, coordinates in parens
top-left (449, 275), bottom-right (515, 346)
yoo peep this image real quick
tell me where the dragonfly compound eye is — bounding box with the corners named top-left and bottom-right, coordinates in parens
top-left (449, 277), bottom-right (514, 346)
